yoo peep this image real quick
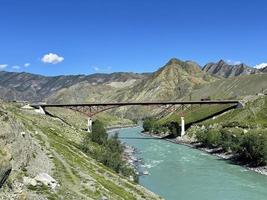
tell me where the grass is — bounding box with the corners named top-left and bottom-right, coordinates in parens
top-left (157, 104), bottom-right (233, 126)
top-left (4, 103), bottom-right (161, 200)
top-left (201, 96), bottom-right (267, 128)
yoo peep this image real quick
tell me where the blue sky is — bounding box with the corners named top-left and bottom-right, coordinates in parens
top-left (0, 0), bottom-right (267, 76)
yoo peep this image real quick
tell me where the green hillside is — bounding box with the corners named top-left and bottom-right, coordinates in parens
top-left (189, 74), bottom-right (267, 100)
top-left (187, 96), bottom-right (267, 166)
top-left (0, 101), bottom-right (161, 200)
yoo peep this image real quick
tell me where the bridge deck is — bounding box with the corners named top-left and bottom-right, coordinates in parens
top-left (31, 100), bottom-right (240, 108)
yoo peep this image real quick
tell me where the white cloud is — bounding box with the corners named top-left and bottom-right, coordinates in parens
top-left (226, 59), bottom-right (242, 65)
top-left (0, 64), bottom-right (8, 70)
top-left (41, 53), bottom-right (64, 64)
top-left (24, 63), bottom-right (30, 67)
top-left (93, 66), bottom-right (99, 71)
top-left (12, 65), bottom-right (21, 69)
top-left (254, 63), bottom-right (267, 69)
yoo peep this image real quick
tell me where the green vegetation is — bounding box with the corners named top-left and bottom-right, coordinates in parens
top-left (46, 107), bottom-right (135, 129)
top-left (194, 127), bottom-right (267, 166)
top-left (190, 74), bottom-right (267, 100)
top-left (189, 96), bottom-right (267, 166)
top-left (143, 118), bottom-right (168, 134)
top-left (1, 102), bottom-right (160, 200)
top-left (81, 120), bottom-right (138, 182)
top-left (143, 104), bottom-right (233, 136)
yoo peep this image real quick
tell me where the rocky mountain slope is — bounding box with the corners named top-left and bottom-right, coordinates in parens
top-left (48, 58), bottom-right (216, 104)
top-left (0, 57), bottom-right (266, 106)
top-left (260, 66), bottom-right (267, 73)
top-left (203, 60), bottom-right (259, 78)
top-left (0, 71), bottom-right (149, 102)
top-left (112, 58), bottom-right (215, 101)
top-left (0, 101), bottom-right (161, 200)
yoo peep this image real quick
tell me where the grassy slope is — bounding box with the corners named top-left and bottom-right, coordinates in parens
top-left (189, 74), bottom-right (267, 100)
top-left (46, 107), bottom-right (134, 129)
top-left (200, 96), bottom-right (267, 128)
top-left (157, 104), bottom-right (233, 126)
top-left (6, 104), bottom-right (161, 200)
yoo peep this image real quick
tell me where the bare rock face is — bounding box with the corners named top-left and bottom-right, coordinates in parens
top-left (203, 59), bottom-right (259, 78)
top-left (260, 66), bottom-right (267, 73)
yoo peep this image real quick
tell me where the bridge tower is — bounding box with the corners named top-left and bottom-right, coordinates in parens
top-left (180, 105), bottom-right (185, 136)
top-left (181, 116), bottom-right (185, 136)
top-left (87, 117), bottom-right (92, 133)
top-left (38, 106), bottom-right (46, 114)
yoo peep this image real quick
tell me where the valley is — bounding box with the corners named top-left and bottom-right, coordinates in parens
top-left (1, 58), bottom-right (267, 200)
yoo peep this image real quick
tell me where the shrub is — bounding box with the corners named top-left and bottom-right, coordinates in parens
top-left (91, 120), bottom-right (108, 145)
top-left (195, 129), bottom-right (208, 144)
top-left (81, 120), bottom-right (138, 182)
top-left (239, 131), bottom-right (267, 166)
top-left (143, 118), bottom-right (155, 132)
top-left (220, 128), bottom-right (243, 152)
top-left (206, 129), bottom-right (221, 148)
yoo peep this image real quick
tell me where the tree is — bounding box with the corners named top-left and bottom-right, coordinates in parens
top-left (143, 118), bottom-right (154, 132)
top-left (91, 120), bottom-right (108, 145)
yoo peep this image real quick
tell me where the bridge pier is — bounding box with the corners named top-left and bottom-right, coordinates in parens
top-left (181, 117), bottom-right (185, 136)
top-left (38, 106), bottom-right (46, 114)
top-left (87, 117), bottom-right (92, 133)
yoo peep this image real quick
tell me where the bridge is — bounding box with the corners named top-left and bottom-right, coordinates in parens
top-left (30, 100), bottom-right (241, 134)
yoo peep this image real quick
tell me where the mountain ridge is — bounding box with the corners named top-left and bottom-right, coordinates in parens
top-left (203, 59), bottom-right (259, 78)
top-left (0, 57), bottom-right (266, 104)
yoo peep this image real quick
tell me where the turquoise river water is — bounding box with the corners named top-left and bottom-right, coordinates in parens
top-left (117, 126), bottom-right (267, 200)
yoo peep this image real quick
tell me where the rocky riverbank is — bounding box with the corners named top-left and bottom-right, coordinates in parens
top-left (108, 127), bottom-right (150, 177)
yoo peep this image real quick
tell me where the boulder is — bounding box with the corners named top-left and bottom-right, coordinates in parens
top-left (23, 176), bottom-right (37, 187)
top-left (100, 196), bottom-right (108, 200)
top-left (35, 173), bottom-right (58, 189)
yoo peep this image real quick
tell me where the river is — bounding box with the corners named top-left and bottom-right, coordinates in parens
top-left (117, 126), bottom-right (267, 200)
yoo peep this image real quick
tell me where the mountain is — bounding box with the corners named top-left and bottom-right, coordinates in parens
top-left (0, 57), bottom-right (265, 105)
top-left (260, 66), bottom-right (267, 73)
top-left (110, 58), bottom-right (216, 102)
top-left (203, 60), bottom-right (259, 78)
top-left (47, 58), bottom-right (216, 105)
top-left (0, 71), bottom-right (149, 102)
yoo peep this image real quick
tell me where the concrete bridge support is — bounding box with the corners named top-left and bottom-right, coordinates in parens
top-left (88, 117), bottom-right (92, 133)
top-left (181, 117), bottom-right (185, 136)
top-left (38, 106), bottom-right (46, 115)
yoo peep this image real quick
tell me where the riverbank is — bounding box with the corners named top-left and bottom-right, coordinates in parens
top-left (107, 125), bottom-right (147, 177)
top-left (142, 131), bottom-right (267, 176)
top-left (114, 126), bottom-right (267, 200)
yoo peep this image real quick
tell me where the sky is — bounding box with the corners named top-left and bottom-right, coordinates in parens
top-left (0, 0), bottom-right (267, 76)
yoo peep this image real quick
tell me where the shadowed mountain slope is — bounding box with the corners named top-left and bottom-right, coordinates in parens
top-left (0, 71), bottom-right (149, 102)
